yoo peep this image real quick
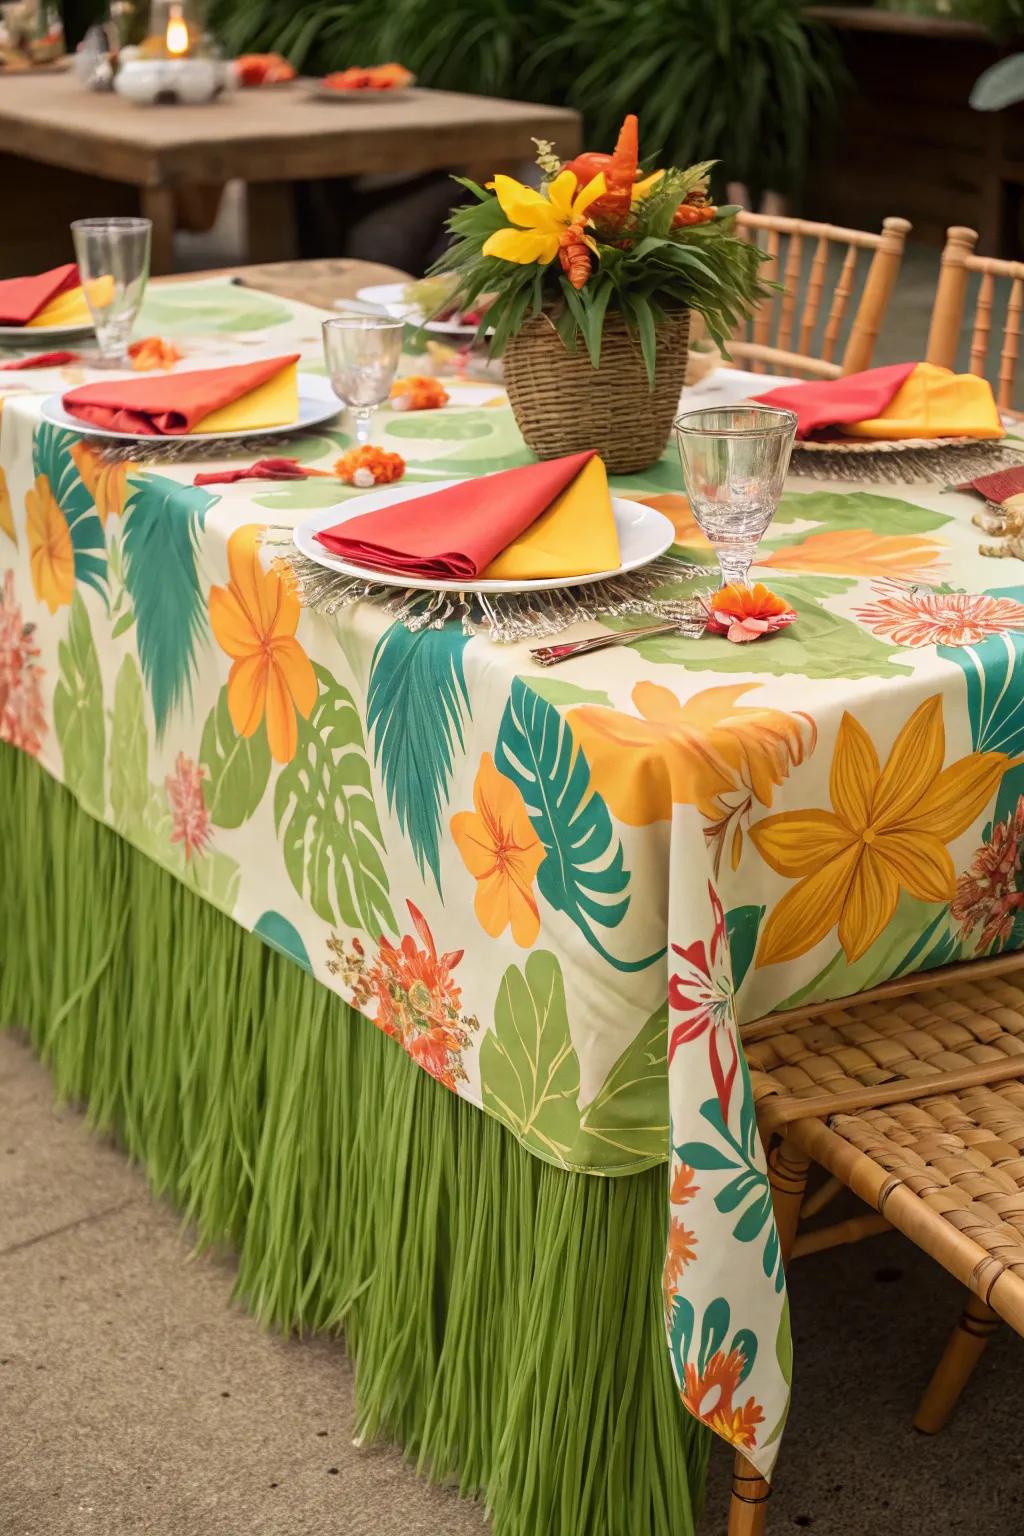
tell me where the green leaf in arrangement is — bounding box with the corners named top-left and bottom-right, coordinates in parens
top-left (480, 950), bottom-right (583, 1164)
top-left (53, 591), bottom-right (105, 816)
top-left (32, 424), bottom-right (107, 602)
top-left (199, 684), bottom-right (272, 829)
top-left (495, 677), bottom-right (658, 971)
top-left (578, 1000), bottom-right (668, 1165)
top-left (274, 663), bottom-right (396, 938)
top-left (367, 622), bottom-right (471, 891)
top-left (121, 474), bottom-right (215, 740)
top-left (108, 653), bottom-right (149, 835)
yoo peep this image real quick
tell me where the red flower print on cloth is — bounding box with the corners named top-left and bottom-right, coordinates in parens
top-left (681, 1348), bottom-right (765, 1451)
top-left (951, 796), bottom-right (1024, 951)
top-left (0, 569), bottom-right (46, 755)
top-left (668, 882), bottom-right (738, 1118)
top-left (165, 752), bottom-right (212, 861)
top-left (327, 901), bottom-right (480, 1093)
top-left (853, 585), bottom-right (1024, 648)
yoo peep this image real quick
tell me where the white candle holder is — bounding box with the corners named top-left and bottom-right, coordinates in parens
top-left (115, 51), bottom-right (233, 105)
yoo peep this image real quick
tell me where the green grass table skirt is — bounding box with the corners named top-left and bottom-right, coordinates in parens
top-left (0, 742), bottom-right (710, 1536)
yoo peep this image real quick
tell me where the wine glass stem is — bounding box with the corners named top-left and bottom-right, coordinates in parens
top-left (717, 549), bottom-right (753, 588)
top-left (353, 407), bottom-right (374, 445)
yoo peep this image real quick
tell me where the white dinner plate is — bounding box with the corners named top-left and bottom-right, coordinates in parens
top-left (293, 478), bottom-right (675, 594)
top-left (354, 282), bottom-right (487, 337)
top-left (0, 321), bottom-right (95, 345)
top-left (39, 377), bottom-right (342, 443)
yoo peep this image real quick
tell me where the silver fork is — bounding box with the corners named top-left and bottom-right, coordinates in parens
top-left (530, 608), bottom-right (707, 666)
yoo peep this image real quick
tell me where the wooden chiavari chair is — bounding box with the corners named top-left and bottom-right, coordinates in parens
top-left (926, 226), bottom-right (1024, 418)
top-left (731, 212), bottom-right (912, 378)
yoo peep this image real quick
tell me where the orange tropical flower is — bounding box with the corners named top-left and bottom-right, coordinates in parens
top-left (854, 587), bottom-right (1024, 648)
top-left (451, 752), bottom-right (545, 946)
top-left (706, 583), bottom-right (797, 643)
top-left (25, 473), bottom-right (74, 613)
top-left (569, 681), bottom-right (815, 870)
top-left (759, 527), bottom-right (946, 580)
top-left (334, 445), bottom-right (405, 488)
top-left (0, 465), bottom-right (14, 543)
top-left (681, 1348), bottom-right (764, 1449)
top-left (390, 375), bottom-right (450, 411)
top-left (70, 441), bottom-right (137, 526)
top-left (707, 1400), bottom-right (766, 1451)
top-left (663, 1217), bottom-right (698, 1309)
top-left (752, 695), bottom-right (1013, 967)
top-left (128, 336), bottom-right (183, 372)
top-left (208, 524), bottom-right (317, 764)
top-left (670, 1160), bottom-right (700, 1206)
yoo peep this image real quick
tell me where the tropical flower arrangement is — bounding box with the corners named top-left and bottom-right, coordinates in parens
top-left (430, 113), bottom-right (767, 471)
top-left (433, 113), bottom-right (765, 383)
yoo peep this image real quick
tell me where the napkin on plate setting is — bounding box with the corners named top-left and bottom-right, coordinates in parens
top-left (27, 276), bottom-right (115, 329)
top-left (62, 354), bottom-right (301, 436)
top-left (0, 263), bottom-right (81, 327)
top-left (754, 362), bottom-right (1003, 441)
top-left (314, 450), bottom-right (621, 581)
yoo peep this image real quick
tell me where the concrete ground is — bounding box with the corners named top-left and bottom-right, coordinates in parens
top-left (3, 1030), bottom-right (1024, 1536)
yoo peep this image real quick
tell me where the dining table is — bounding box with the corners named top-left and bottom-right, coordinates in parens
top-left (3, 276), bottom-right (1023, 1536)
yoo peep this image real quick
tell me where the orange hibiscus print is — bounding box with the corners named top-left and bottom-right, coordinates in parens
top-left (681, 1348), bottom-right (764, 1450)
top-left (208, 524), bottom-right (317, 764)
top-left (759, 527), bottom-right (946, 580)
top-left (450, 752), bottom-right (545, 946)
top-left (569, 681), bottom-right (815, 872)
top-left (71, 441), bottom-right (137, 526)
top-left (25, 473), bottom-right (74, 613)
top-left (752, 695), bottom-right (1013, 966)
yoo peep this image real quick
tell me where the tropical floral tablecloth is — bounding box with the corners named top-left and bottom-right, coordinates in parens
top-left (3, 279), bottom-right (1024, 1477)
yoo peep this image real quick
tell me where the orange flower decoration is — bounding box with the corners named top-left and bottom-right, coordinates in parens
top-left (706, 583), bottom-right (796, 643)
top-left (681, 1348), bottom-right (764, 1450)
top-left (71, 441), bottom-right (137, 526)
top-left (390, 375), bottom-right (450, 411)
top-left (208, 524), bottom-right (317, 764)
top-left (334, 446), bottom-right (405, 488)
top-left (670, 1160), bottom-right (699, 1206)
top-left (663, 1216), bottom-right (698, 1310)
top-left (451, 753), bottom-right (545, 946)
top-left (128, 336), bottom-right (183, 372)
top-left (25, 474), bottom-right (74, 613)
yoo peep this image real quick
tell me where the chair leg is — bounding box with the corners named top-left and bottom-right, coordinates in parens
top-left (913, 1292), bottom-right (1001, 1434)
top-left (727, 1137), bottom-right (810, 1536)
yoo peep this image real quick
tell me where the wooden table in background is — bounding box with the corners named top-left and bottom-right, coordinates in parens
top-left (0, 72), bottom-right (581, 275)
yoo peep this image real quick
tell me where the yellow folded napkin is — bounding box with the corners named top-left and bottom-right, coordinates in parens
top-left (27, 276), bottom-right (116, 328)
top-left (192, 361), bottom-right (299, 434)
top-left (483, 454), bottom-right (620, 579)
top-left (842, 362), bottom-right (1003, 441)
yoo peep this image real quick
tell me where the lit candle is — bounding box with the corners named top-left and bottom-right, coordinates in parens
top-left (165, 4), bottom-right (189, 58)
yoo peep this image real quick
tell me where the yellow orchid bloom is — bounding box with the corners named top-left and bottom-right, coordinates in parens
top-left (482, 170), bottom-right (607, 267)
top-left (631, 169), bottom-right (665, 203)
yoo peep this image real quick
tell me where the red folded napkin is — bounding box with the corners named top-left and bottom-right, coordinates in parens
top-left (0, 264), bottom-right (80, 327)
top-left (957, 465), bottom-right (1024, 504)
top-left (62, 354), bottom-right (301, 436)
top-left (194, 457), bottom-right (330, 486)
top-left (1, 350), bottom-right (80, 371)
top-left (315, 450), bottom-right (596, 580)
top-left (752, 362), bottom-right (916, 440)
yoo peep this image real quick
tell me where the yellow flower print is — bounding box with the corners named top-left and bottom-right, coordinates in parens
top-left (751, 695), bottom-right (1013, 967)
top-left (208, 524), bottom-right (317, 764)
top-left (450, 752), bottom-right (545, 946)
top-left (0, 465), bottom-right (14, 543)
top-left (70, 441), bottom-right (137, 525)
top-left (482, 170), bottom-right (607, 267)
top-left (25, 473), bottom-right (74, 613)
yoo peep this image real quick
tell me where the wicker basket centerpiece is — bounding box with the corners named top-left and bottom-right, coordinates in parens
top-left (428, 113), bottom-right (767, 474)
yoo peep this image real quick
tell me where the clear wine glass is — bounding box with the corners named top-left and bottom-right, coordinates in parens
top-left (322, 315), bottom-right (405, 445)
top-left (70, 216), bottom-right (152, 368)
top-left (673, 406), bottom-right (797, 588)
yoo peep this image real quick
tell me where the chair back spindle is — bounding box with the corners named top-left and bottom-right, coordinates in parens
top-left (926, 226), bottom-right (1024, 416)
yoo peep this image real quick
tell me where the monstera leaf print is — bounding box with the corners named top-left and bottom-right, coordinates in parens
top-left (577, 1001), bottom-right (668, 1166)
top-left (108, 653), bottom-right (149, 836)
top-left (480, 950), bottom-right (582, 1163)
top-left (367, 621), bottom-right (471, 890)
top-left (121, 474), bottom-right (215, 740)
top-left (53, 591), bottom-right (105, 815)
top-left (274, 664), bottom-right (396, 938)
top-left (32, 424), bottom-right (106, 601)
top-left (496, 678), bottom-right (656, 971)
top-left (940, 628), bottom-right (1024, 756)
top-left (199, 685), bottom-right (271, 829)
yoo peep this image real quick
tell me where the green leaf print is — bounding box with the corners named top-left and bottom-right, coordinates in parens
top-left (496, 678), bottom-right (659, 972)
top-left (772, 489), bottom-right (951, 535)
top-left (136, 281), bottom-right (292, 336)
top-left (199, 685), bottom-right (271, 830)
top-left (32, 424), bottom-right (106, 601)
top-left (253, 481), bottom-right (355, 512)
top-left (108, 653), bottom-right (149, 834)
top-left (367, 622), bottom-right (471, 890)
top-left (253, 911), bottom-right (313, 974)
top-left (726, 905), bottom-right (764, 993)
top-left (121, 474), bottom-right (214, 740)
top-left (480, 950), bottom-right (582, 1162)
top-left (385, 412), bottom-right (497, 441)
top-left (774, 892), bottom-right (950, 1012)
top-left (763, 1302), bottom-right (794, 1449)
top-left (53, 592), bottom-right (105, 815)
top-left (578, 1001), bottom-right (668, 1164)
top-left (274, 664), bottom-right (396, 938)
top-left (518, 675), bottom-right (614, 709)
top-left (940, 631), bottom-right (1024, 755)
top-left (140, 785), bottom-right (241, 911)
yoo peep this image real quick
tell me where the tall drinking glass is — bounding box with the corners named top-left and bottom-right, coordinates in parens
top-left (322, 315), bottom-right (405, 445)
top-left (674, 406), bottom-right (797, 588)
top-left (71, 216), bottom-right (152, 367)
